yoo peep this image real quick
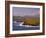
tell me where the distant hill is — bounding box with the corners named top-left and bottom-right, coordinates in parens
top-left (13, 15), bottom-right (40, 21)
top-left (13, 16), bottom-right (25, 21)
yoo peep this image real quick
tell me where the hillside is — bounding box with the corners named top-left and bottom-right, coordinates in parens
top-left (13, 16), bottom-right (40, 26)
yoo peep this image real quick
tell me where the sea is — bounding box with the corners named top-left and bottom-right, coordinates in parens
top-left (13, 21), bottom-right (40, 31)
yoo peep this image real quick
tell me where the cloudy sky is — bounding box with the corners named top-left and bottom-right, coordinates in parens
top-left (13, 7), bottom-right (40, 16)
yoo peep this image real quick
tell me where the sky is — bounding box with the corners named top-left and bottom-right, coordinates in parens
top-left (13, 7), bottom-right (40, 16)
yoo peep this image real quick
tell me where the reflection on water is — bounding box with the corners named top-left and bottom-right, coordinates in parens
top-left (13, 21), bottom-right (40, 31)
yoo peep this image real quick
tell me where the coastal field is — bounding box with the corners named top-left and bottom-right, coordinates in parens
top-left (13, 16), bottom-right (40, 26)
top-left (13, 16), bottom-right (40, 30)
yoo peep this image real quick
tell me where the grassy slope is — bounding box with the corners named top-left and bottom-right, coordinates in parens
top-left (23, 18), bottom-right (40, 26)
top-left (13, 16), bottom-right (40, 26)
